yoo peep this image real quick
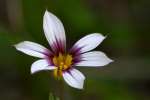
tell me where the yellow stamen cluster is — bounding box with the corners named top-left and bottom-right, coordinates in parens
top-left (52, 53), bottom-right (72, 78)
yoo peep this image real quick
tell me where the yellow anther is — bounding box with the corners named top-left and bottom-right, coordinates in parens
top-left (60, 62), bottom-right (64, 65)
top-left (52, 53), bottom-right (73, 78)
top-left (58, 53), bottom-right (64, 63)
top-left (59, 65), bottom-right (63, 70)
top-left (65, 55), bottom-right (72, 66)
top-left (52, 56), bottom-right (58, 66)
top-left (63, 65), bottom-right (68, 70)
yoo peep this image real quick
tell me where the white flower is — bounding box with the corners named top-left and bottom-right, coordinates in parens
top-left (14, 10), bottom-right (113, 89)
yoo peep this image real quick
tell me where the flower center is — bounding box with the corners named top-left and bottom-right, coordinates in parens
top-left (52, 53), bottom-right (72, 78)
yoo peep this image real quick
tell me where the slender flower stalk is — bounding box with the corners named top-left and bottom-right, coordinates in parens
top-left (14, 10), bottom-right (113, 89)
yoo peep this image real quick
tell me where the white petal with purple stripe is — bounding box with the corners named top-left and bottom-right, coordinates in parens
top-left (75, 51), bottom-right (113, 67)
top-left (14, 41), bottom-right (51, 58)
top-left (31, 59), bottom-right (56, 74)
top-left (43, 10), bottom-right (66, 52)
top-left (71, 33), bottom-right (105, 54)
top-left (63, 68), bottom-right (85, 89)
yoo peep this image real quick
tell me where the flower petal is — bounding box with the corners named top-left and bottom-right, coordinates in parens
top-left (14, 41), bottom-right (51, 58)
top-left (31, 59), bottom-right (56, 74)
top-left (70, 33), bottom-right (105, 54)
top-left (63, 68), bottom-right (85, 89)
top-left (75, 51), bottom-right (113, 67)
top-left (43, 10), bottom-right (66, 53)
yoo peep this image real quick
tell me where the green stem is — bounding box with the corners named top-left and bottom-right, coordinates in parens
top-left (59, 80), bottom-right (64, 100)
top-left (49, 77), bottom-right (64, 100)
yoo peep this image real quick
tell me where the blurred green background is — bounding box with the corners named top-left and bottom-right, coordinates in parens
top-left (0, 0), bottom-right (150, 100)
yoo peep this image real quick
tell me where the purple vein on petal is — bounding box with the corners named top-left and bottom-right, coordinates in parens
top-left (46, 58), bottom-right (54, 66)
top-left (69, 46), bottom-right (82, 56)
top-left (68, 45), bottom-right (85, 65)
top-left (50, 34), bottom-right (66, 55)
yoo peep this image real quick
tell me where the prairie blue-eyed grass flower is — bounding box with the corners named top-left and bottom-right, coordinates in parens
top-left (14, 10), bottom-right (113, 89)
